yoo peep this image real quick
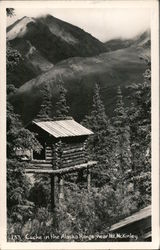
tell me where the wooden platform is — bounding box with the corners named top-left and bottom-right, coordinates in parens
top-left (25, 161), bottom-right (97, 174)
top-left (110, 205), bottom-right (151, 232)
top-left (109, 205), bottom-right (151, 241)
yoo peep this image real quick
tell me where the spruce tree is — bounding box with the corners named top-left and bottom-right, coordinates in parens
top-left (7, 90), bottom-right (42, 219)
top-left (6, 8), bottom-right (15, 17)
top-left (33, 82), bottom-right (54, 207)
top-left (36, 82), bottom-right (53, 121)
top-left (127, 60), bottom-right (151, 205)
top-left (6, 28), bottom-right (42, 221)
top-left (55, 84), bottom-right (70, 119)
top-left (110, 86), bottom-right (132, 192)
top-left (82, 83), bottom-right (113, 187)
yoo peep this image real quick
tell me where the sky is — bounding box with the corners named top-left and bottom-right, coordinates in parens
top-left (7, 8), bottom-right (151, 42)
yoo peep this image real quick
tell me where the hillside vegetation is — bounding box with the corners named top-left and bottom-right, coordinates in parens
top-left (12, 46), bottom-right (147, 123)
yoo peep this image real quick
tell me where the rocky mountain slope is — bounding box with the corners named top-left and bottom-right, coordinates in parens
top-left (104, 30), bottom-right (150, 53)
top-left (8, 15), bottom-right (150, 124)
top-left (11, 46), bottom-right (149, 123)
top-left (7, 15), bottom-right (106, 86)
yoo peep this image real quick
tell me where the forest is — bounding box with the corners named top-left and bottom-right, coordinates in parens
top-left (6, 8), bottom-right (151, 242)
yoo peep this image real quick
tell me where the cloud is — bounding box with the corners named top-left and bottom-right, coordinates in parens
top-left (7, 8), bottom-right (150, 42)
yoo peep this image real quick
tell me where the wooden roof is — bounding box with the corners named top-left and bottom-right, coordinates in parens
top-left (32, 119), bottom-right (93, 138)
top-left (110, 205), bottom-right (151, 232)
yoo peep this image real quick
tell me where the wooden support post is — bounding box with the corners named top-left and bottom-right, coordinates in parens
top-left (87, 168), bottom-right (91, 192)
top-left (77, 169), bottom-right (83, 183)
top-left (51, 174), bottom-right (57, 211)
top-left (58, 175), bottom-right (64, 202)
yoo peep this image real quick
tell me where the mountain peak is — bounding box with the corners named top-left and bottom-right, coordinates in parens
top-left (7, 13), bottom-right (107, 86)
top-left (7, 16), bottom-right (35, 41)
top-left (104, 29), bottom-right (150, 52)
top-left (132, 29), bottom-right (150, 49)
top-left (37, 14), bottom-right (79, 45)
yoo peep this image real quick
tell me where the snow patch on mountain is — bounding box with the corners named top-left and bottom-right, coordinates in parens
top-left (25, 41), bottom-right (37, 58)
top-left (48, 24), bottom-right (78, 44)
top-left (37, 14), bottom-right (78, 44)
top-left (7, 16), bottom-right (35, 41)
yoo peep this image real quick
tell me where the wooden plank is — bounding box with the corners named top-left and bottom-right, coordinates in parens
top-left (62, 156), bottom-right (85, 162)
top-left (63, 147), bottom-right (84, 154)
top-left (87, 169), bottom-right (91, 192)
top-left (46, 156), bottom-right (52, 159)
top-left (31, 159), bottom-right (51, 163)
top-left (58, 176), bottom-right (64, 200)
top-left (25, 161), bottom-right (97, 174)
top-left (109, 206), bottom-right (151, 232)
top-left (61, 156), bottom-right (87, 165)
top-left (63, 152), bottom-right (85, 157)
top-left (63, 144), bottom-right (84, 150)
top-left (46, 154), bottom-right (53, 157)
top-left (63, 153), bottom-right (85, 158)
top-left (62, 160), bottom-right (86, 168)
top-left (46, 155), bottom-right (52, 158)
top-left (45, 151), bottom-right (52, 154)
top-left (46, 148), bottom-right (52, 151)
top-left (63, 148), bottom-right (84, 154)
top-left (31, 160), bottom-right (52, 164)
top-left (143, 231), bottom-right (151, 239)
top-left (62, 152), bottom-right (85, 159)
top-left (63, 156), bottom-right (85, 162)
top-left (30, 163), bottom-right (53, 168)
top-left (62, 155), bottom-right (85, 162)
top-left (46, 156), bottom-right (53, 160)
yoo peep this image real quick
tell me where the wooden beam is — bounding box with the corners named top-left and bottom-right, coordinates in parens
top-left (109, 206), bottom-right (151, 232)
top-left (63, 147), bottom-right (84, 154)
top-left (30, 163), bottom-right (53, 168)
top-left (25, 161), bottom-right (97, 174)
top-left (45, 156), bottom-right (53, 160)
top-left (30, 160), bottom-right (52, 166)
top-left (58, 176), bottom-right (64, 201)
top-left (87, 168), bottom-right (91, 192)
top-left (77, 169), bottom-right (84, 183)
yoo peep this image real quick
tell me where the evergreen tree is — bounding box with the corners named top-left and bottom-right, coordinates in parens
top-left (33, 82), bottom-right (54, 208)
top-left (7, 45), bottom-right (22, 73)
top-left (82, 83), bottom-right (113, 186)
top-left (55, 84), bottom-right (70, 119)
top-left (6, 24), bottom-right (42, 221)
top-left (7, 92), bottom-right (42, 222)
top-left (33, 83), bottom-right (69, 210)
top-left (110, 86), bottom-right (132, 192)
top-left (6, 8), bottom-right (15, 17)
top-left (126, 60), bottom-right (151, 205)
top-left (36, 82), bottom-right (53, 121)
top-left (6, 8), bottom-right (22, 84)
